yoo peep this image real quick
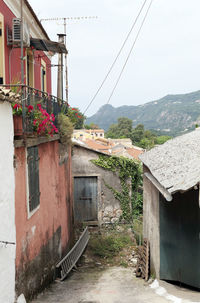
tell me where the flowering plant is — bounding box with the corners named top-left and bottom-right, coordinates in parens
top-left (26, 105), bottom-right (34, 113)
top-left (12, 104), bottom-right (34, 116)
top-left (33, 104), bottom-right (58, 136)
top-left (12, 103), bottom-right (22, 116)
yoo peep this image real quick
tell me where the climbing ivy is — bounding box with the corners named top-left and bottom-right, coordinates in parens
top-left (91, 155), bottom-right (142, 222)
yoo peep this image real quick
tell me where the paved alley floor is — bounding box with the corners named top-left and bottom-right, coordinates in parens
top-left (31, 267), bottom-right (200, 303)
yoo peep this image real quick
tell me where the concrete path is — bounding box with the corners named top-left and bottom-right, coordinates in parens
top-left (31, 267), bottom-right (200, 303)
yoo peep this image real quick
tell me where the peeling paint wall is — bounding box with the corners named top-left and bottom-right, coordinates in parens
top-left (72, 146), bottom-right (123, 225)
top-left (143, 165), bottom-right (160, 277)
top-left (0, 102), bottom-right (16, 303)
top-left (14, 141), bottom-right (73, 301)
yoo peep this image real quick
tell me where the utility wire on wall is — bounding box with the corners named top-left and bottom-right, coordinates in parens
top-left (106, 0), bottom-right (154, 105)
top-left (83, 0), bottom-right (149, 115)
top-left (0, 240), bottom-right (15, 247)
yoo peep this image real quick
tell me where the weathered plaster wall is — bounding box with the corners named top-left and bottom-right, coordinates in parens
top-left (0, 102), bottom-right (16, 303)
top-left (72, 146), bottom-right (123, 225)
top-left (15, 141), bottom-right (73, 301)
top-left (143, 165), bottom-right (160, 277)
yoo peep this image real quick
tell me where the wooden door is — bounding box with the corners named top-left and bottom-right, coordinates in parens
top-left (74, 177), bottom-right (98, 223)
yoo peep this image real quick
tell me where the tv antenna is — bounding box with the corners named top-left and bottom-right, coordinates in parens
top-left (40, 16), bottom-right (98, 102)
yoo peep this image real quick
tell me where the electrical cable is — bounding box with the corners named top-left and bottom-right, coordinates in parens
top-left (83, 0), bottom-right (149, 115)
top-left (106, 0), bottom-right (154, 105)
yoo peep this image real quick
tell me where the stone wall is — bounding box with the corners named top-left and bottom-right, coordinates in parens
top-left (72, 145), bottom-right (123, 225)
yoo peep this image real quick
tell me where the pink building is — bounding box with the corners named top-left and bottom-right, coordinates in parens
top-left (0, 0), bottom-right (53, 91)
top-left (0, 1), bottom-right (73, 302)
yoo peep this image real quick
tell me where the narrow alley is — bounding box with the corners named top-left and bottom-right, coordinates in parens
top-left (31, 266), bottom-right (200, 303)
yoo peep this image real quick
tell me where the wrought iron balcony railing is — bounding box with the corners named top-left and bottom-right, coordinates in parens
top-left (1, 84), bottom-right (68, 135)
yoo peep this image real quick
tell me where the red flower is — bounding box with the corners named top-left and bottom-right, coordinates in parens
top-left (13, 104), bottom-right (21, 109)
top-left (28, 105), bottom-right (34, 112)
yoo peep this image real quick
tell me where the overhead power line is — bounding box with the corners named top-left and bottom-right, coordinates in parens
top-left (83, 0), bottom-right (149, 115)
top-left (106, 0), bottom-right (154, 105)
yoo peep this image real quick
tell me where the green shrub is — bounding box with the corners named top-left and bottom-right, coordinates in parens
top-left (89, 233), bottom-right (132, 259)
top-left (58, 113), bottom-right (74, 146)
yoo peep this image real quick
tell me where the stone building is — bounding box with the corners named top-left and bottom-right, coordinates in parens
top-left (72, 143), bottom-right (124, 225)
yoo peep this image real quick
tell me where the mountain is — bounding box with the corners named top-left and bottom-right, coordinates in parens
top-left (86, 90), bottom-right (200, 136)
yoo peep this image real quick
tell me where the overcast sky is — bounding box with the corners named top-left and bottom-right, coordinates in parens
top-left (28, 0), bottom-right (200, 116)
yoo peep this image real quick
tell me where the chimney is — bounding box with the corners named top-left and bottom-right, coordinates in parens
top-left (57, 34), bottom-right (66, 100)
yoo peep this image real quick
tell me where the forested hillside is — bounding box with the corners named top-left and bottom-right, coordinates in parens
top-left (86, 90), bottom-right (200, 136)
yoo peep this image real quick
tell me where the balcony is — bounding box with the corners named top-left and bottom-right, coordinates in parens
top-left (1, 84), bottom-right (68, 137)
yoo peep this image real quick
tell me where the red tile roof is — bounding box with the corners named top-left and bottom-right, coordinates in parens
top-left (80, 138), bottom-right (144, 160)
top-left (126, 148), bottom-right (144, 160)
top-left (84, 139), bottom-right (112, 152)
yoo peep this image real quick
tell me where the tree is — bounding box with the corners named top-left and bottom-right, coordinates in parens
top-left (106, 118), bottom-right (172, 149)
top-left (130, 124), bottom-right (144, 144)
top-left (106, 117), bottom-right (133, 138)
top-left (117, 117), bottom-right (132, 137)
top-left (105, 124), bottom-right (119, 138)
top-left (139, 138), bottom-right (154, 149)
top-left (155, 135), bottom-right (171, 145)
top-left (84, 123), bottom-right (99, 130)
top-left (67, 107), bottom-right (85, 129)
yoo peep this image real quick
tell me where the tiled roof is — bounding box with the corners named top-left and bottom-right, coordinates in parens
top-left (126, 147), bottom-right (144, 160)
top-left (83, 138), bottom-right (144, 160)
top-left (72, 139), bottom-right (110, 156)
top-left (109, 138), bottom-right (133, 147)
top-left (139, 128), bottom-right (200, 193)
top-left (111, 147), bottom-right (144, 160)
top-left (84, 138), bottom-right (112, 152)
top-left (0, 87), bottom-right (21, 103)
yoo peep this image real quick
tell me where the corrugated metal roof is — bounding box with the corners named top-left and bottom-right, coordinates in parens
top-left (139, 128), bottom-right (200, 193)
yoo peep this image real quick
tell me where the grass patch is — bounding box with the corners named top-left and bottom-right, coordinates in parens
top-left (120, 260), bottom-right (128, 268)
top-left (88, 233), bottom-right (133, 259)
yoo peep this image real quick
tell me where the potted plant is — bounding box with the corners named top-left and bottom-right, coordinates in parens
top-left (12, 103), bottom-right (23, 136)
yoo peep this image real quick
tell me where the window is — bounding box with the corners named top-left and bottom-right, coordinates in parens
top-left (41, 59), bottom-right (46, 92)
top-left (27, 146), bottom-right (40, 213)
top-left (26, 50), bottom-right (34, 87)
top-left (0, 13), bottom-right (5, 85)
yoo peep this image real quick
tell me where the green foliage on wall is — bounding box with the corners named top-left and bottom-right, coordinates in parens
top-left (91, 155), bottom-right (143, 222)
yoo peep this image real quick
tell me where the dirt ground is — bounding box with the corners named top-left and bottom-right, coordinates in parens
top-left (31, 227), bottom-right (200, 303)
